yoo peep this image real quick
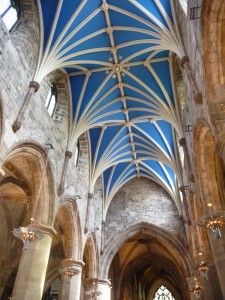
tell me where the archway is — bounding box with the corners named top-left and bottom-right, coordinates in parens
top-left (194, 121), bottom-right (225, 210)
top-left (0, 143), bottom-right (54, 298)
top-left (101, 223), bottom-right (193, 300)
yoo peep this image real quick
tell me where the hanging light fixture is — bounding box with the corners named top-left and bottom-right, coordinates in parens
top-left (195, 252), bottom-right (212, 280)
top-left (58, 266), bottom-right (81, 284)
top-left (84, 290), bottom-right (102, 300)
top-left (190, 285), bottom-right (204, 299)
top-left (58, 259), bottom-right (84, 284)
top-left (12, 144), bottom-right (53, 249)
top-left (84, 279), bottom-right (102, 300)
top-left (187, 276), bottom-right (204, 300)
top-left (198, 203), bottom-right (225, 239)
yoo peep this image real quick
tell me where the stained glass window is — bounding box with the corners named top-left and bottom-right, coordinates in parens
top-left (153, 285), bottom-right (175, 300)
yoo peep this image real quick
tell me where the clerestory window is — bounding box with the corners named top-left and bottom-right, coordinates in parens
top-left (45, 83), bottom-right (58, 117)
top-left (153, 285), bottom-right (175, 300)
top-left (0, 0), bottom-right (20, 31)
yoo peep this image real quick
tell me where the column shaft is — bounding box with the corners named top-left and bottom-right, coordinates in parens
top-left (11, 233), bottom-right (52, 300)
top-left (208, 229), bottom-right (225, 298)
top-left (59, 259), bottom-right (84, 300)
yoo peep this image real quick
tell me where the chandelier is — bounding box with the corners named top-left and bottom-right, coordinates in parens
top-left (190, 285), bottom-right (204, 299)
top-left (12, 225), bottom-right (44, 250)
top-left (84, 289), bottom-right (102, 300)
top-left (58, 266), bottom-right (81, 284)
top-left (187, 276), bottom-right (204, 300)
top-left (12, 144), bottom-right (53, 249)
top-left (195, 252), bottom-right (213, 280)
top-left (198, 204), bottom-right (225, 238)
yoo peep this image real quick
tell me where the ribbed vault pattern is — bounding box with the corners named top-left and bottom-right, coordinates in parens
top-left (36, 0), bottom-right (186, 213)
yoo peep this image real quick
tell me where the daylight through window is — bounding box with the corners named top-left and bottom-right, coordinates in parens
top-left (45, 83), bottom-right (58, 117)
top-left (179, 0), bottom-right (187, 15)
top-left (0, 0), bottom-right (19, 31)
top-left (153, 285), bottom-right (175, 300)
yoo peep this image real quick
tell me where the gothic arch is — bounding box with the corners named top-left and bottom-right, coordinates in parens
top-left (83, 233), bottom-right (99, 279)
top-left (2, 142), bottom-right (55, 225)
top-left (0, 142), bottom-right (55, 297)
top-left (100, 222), bottom-right (193, 280)
top-left (149, 280), bottom-right (181, 300)
top-left (55, 199), bottom-right (82, 260)
top-left (194, 120), bottom-right (225, 210)
top-left (202, 0), bottom-right (225, 149)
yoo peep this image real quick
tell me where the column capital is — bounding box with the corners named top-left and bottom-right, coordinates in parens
top-left (194, 92), bottom-right (203, 104)
top-left (85, 278), bottom-right (111, 287)
top-left (32, 224), bottom-right (57, 238)
top-left (179, 137), bottom-right (186, 147)
top-left (88, 192), bottom-right (93, 199)
top-left (61, 258), bottom-right (85, 269)
top-left (180, 55), bottom-right (189, 68)
top-left (65, 151), bottom-right (73, 158)
top-left (29, 81), bottom-right (40, 92)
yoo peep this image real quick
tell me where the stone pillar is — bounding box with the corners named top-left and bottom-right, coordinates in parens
top-left (100, 221), bottom-right (106, 255)
top-left (207, 228), bottom-right (225, 298)
top-left (84, 278), bottom-right (111, 300)
top-left (58, 151), bottom-right (72, 195)
top-left (84, 193), bottom-right (93, 233)
top-left (11, 225), bottom-right (55, 300)
top-left (12, 81), bottom-right (40, 132)
top-left (96, 279), bottom-right (111, 300)
top-left (59, 259), bottom-right (85, 300)
top-left (179, 138), bottom-right (194, 182)
top-left (180, 56), bottom-right (203, 105)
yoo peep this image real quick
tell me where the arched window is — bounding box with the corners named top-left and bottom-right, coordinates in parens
top-left (74, 140), bottom-right (80, 167)
top-left (0, 0), bottom-right (20, 31)
top-left (153, 285), bottom-right (175, 300)
top-left (45, 83), bottom-right (58, 117)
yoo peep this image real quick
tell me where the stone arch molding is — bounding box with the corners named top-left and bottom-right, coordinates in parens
top-left (2, 142), bottom-right (55, 225)
top-left (100, 222), bottom-right (193, 279)
top-left (194, 120), bottom-right (225, 210)
top-left (202, 0), bottom-right (225, 123)
top-left (82, 232), bottom-right (99, 278)
top-left (55, 199), bottom-right (82, 260)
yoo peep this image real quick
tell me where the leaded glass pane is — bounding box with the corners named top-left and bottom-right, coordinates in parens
top-left (153, 285), bottom-right (175, 300)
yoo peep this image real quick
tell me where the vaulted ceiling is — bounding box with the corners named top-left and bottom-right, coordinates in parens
top-left (37, 0), bottom-right (186, 215)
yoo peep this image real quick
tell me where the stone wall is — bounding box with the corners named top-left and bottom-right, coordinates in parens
top-left (0, 0), bottom-right (94, 256)
top-left (105, 177), bottom-right (186, 245)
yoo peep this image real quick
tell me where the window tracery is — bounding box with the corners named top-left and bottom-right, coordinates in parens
top-left (153, 285), bottom-right (175, 300)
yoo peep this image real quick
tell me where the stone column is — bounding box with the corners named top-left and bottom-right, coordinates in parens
top-left (207, 228), bottom-right (225, 298)
top-left (12, 81), bottom-right (40, 132)
top-left (84, 278), bottom-right (111, 300)
top-left (180, 56), bottom-right (203, 105)
top-left (84, 193), bottom-right (93, 233)
top-left (59, 259), bottom-right (84, 300)
top-left (179, 138), bottom-right (195, 182)
top-left (58, 151), bottom-right (72, 195)
top-left (96, 279), bottom-right (111, 300)
top-left (11, 225), bottom-right (55, 300)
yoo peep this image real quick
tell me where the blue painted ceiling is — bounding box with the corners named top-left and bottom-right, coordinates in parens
top-left (36, 0), bottom-right (185, 213)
